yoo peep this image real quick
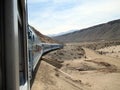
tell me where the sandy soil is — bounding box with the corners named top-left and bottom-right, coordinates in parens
top-left (31, 61), bottom-right (89, 90)
top-left (97, 45), bottom-right (120, 58)
top-left (31, 43), bottom-right (120, 90)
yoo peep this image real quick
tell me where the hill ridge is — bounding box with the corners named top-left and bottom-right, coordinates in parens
top-left (53, 19), bottom-right (120, 43)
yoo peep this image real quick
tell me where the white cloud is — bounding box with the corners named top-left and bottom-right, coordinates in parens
top-left (28, 0), bottom-right (120, 35)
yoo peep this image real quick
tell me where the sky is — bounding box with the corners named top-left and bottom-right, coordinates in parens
top-left (28, 0), bottom-right (120, 36)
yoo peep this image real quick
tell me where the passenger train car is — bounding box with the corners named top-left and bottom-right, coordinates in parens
top-left (28, 26), bottom-right (63, 79)
top-left (0, 0), bottom-right (63, 90)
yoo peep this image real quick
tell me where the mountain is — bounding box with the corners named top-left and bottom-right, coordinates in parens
top-left (30, 26), bottom-right (58, 43)
top-left (48, 29), bottom-right (77, 37)
top-left (53, 19), bottom-right (120, 43)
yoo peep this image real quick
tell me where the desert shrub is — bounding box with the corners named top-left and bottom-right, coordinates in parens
top-left (55, 73), bottom-right (59, 77)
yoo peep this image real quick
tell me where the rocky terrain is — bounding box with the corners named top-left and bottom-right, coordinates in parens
top-left (31, 42), bottom-right (120, 90)
top-left (53, 19), bottom-right (120, 43)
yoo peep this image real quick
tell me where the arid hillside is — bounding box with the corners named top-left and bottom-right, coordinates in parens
top-left (53, 19), bottom-right (120, 43)
top-left (30, 25), bottom-right (59, 43)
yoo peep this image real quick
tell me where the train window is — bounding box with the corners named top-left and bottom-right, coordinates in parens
top-left (33, 35), bottom-right (35, 41)
top-left (28, 30), bottom-right (32, 39)
top-left (18, 22), bottom-right (26, 85)
top-left (18, 0), bottom-right (28, 86)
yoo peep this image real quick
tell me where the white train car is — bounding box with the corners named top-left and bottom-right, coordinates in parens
top-left (28, 28), bottom-right (63, 79)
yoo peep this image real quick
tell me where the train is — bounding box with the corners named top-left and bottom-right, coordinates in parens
top-left (28, 26), bottom-right (63, 79)
top-left (0, 0), bottom-right (63, 90)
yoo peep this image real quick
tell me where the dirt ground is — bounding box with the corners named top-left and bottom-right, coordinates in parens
top-left (97, 45), bottom-right (120, 58)
top-left (31, 43), bottom-right (120, 90)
